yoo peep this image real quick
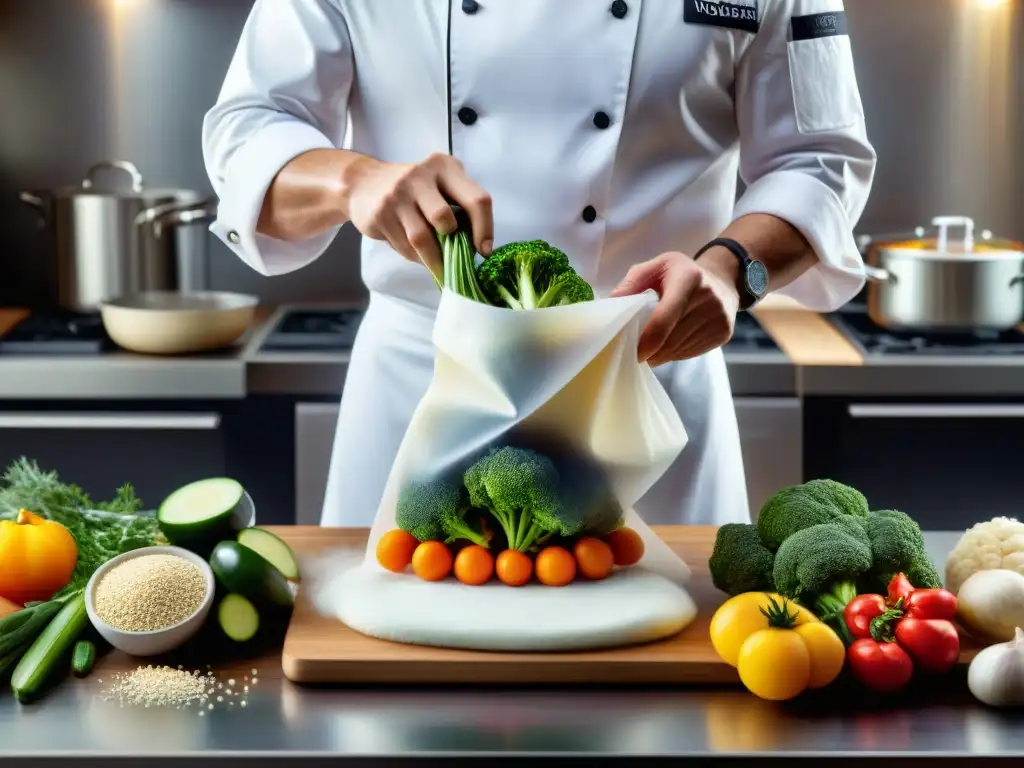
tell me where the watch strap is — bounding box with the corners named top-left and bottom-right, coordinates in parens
top-left (693, 237), bottom-right (766, 311)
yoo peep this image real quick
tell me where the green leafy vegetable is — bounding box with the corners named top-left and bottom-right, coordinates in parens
top-left (0, 459), bottom-right (165, 598)
top-left (756, 478), bottom-right (870, 551)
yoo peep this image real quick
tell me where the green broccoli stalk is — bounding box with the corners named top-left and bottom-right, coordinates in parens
top-left (772, 515), bottom-right (873, 645)
top-left (464, 446), bottom-right (574, 552)
top-left (709, 523), bottom-right (776, 596)
top-left (395, 475), bottom-right (490, 547)
top-left (476, 240), bottom-right (594, 310)
top-left (757, 479), bottom-right (870, 551)
top-left (437, 224), bottom-right (491, 304)
top-left (861, 508), bottom-right (942, 593)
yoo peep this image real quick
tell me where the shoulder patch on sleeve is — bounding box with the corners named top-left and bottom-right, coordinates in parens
top-left (791, 11), bottom-right (849, 41)
top-left (684, 0), bottom-right (760, 34)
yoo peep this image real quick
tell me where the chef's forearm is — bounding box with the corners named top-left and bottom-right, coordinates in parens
top-left (701, 213), bottom-right (819, 293)
top-left (256, 149), bottom-right (368, 241)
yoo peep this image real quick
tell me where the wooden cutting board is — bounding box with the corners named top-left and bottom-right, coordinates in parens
top-left (277, 526), bottom-right (980, 685)
top-left (279, 526), bottom-right (738, 685)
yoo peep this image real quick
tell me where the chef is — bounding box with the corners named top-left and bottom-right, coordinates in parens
top-left (203, 0), bottom-right (875, 527)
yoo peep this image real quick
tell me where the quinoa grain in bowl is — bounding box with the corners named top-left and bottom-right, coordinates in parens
top-left (94, 553), bottom-right (208, 632)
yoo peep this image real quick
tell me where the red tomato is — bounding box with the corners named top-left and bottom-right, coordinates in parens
top-left (894, 618), bottom-right (960, 673)
top-left (844, 594), bottom-right (888, 640)
top-left (887, 573), bottom-right (916, 605)
top-left (903, 589), bottom-right (957, 621)
top-left (846, 639), bottom-right (914, 693)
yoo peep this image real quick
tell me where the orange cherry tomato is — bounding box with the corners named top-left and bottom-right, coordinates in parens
top-left (604, 527), bottom-right (645, 567)
top-left (535, 546), bottom-right (576, 587)
top-left (495, 550), bottom-right (533, 587)
top-left (573, 537), bottom-right (614, 581)
top-left (411, 541), bottom-right (454, 582)
top-left (375, 529), bottom-right (419, 573)
top-left (454, 545), bottom-right (495, 586)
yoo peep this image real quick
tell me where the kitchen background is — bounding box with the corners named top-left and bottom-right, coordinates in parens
top-left (0, 0), bottom-right (1020, 530)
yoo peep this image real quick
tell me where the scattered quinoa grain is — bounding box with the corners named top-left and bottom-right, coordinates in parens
top-left (94, 554), bottom-right (206, 632)
top-left (102, 666), bottom-right (210, 708)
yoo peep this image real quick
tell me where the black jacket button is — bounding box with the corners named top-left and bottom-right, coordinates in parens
top-left (582, 206), bottom-right (598, 223)
top-left (610, 0), bottom-right (628, 19)
top-left (458, 107), bottom-right (478, 126)
top-left (462, 0), bottom-right (479, 14)
top-left (593, 111), bottom-right (611, 130)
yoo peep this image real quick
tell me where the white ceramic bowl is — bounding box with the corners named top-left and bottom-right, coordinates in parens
top-left (85, 546), bottom-right (215, 657)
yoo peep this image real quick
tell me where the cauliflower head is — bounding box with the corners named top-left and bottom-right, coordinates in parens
top-left (946, 517), bottom-right (1024, 595)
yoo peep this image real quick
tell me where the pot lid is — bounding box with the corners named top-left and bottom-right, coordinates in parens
top-left (861, 216), bottom-right (1024, 259)
top-left (50, 161), bottom-right (205, 202)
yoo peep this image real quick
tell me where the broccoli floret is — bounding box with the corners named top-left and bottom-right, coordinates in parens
top-left (395, 475), bottom-right (490, 547)
top-left (536, 271), bottom-right (595, 308)
top-left (709, 523), bottom-right (776, 596)
top-left (476, 240), bottom-right (593, 310)
top-left (862, 508), bottom-right (942, 593)
top-left (464, 446), bottom-right (574, 552)
top-left (773, 515), bottom-right (873, 643)
top-left (757, 479), bottom-right (870, 551)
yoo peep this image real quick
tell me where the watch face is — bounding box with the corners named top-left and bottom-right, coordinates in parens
top-left (745, 260), bottom-right (770, 298)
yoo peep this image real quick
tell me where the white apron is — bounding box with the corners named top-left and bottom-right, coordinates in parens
top-left (202, 0), bottom-right (876, 526)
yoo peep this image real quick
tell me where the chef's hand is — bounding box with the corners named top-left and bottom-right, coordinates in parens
top-left (609, 250), bottom-right (740, 367)
top-left (343, 153), bottom-right (494, 278)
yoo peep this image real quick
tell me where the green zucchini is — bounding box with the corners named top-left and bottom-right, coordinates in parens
top-left (238, 527), bottom-right (300, 581)
top-left (157, 478), bottom-right (255, 555)
top-left (209, 541), bottom-right (294, 609)
top-left (11, 592), bottom-right (88, 704)
top-left (217, 594), bottom-right (260, 642)
top-left (71, 640), bottom-right (96, 678)
top-left (0, 600), bottom-right (63, 660)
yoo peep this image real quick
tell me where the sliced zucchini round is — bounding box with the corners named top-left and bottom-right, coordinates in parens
top-left (209, 541), bottom-right (294, 609)
top-left (157, 478), bottom-right (255, 555)
top-left (218, 594), bottom-right (259, 643)
top-left (238, 528), bottom-right (300, 581)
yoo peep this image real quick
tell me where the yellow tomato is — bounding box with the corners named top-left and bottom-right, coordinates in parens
top-left (794, 621), bottom-right (846, 689)
top-left (709, 592), bottom-right (818, 667)
top-left (737, 628), bottom-right (811, 701)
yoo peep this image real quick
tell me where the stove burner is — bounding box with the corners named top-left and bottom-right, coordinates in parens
top-left (261, 309), bottom-right (365, 351)
top-left (726, 313), bottom-right (779, 352)
top-left (0, 313), bottom-right (112, 355)
top-left (830, 305), bottom-right (1024, 357)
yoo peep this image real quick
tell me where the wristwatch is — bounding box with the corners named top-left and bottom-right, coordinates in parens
top-left (693, 237), bottom-right (769, 312)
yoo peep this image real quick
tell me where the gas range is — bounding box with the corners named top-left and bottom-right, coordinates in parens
top-left (829, 304), bottom-right (1024, 358)
top-left (728, 312), bottom-right (780, 353)
top-left (257, 307), bottom-right (780, 354)
top-left (260, 308), bottom-right (365, 352)
top-left (0, 313), bottom-right (114, 356)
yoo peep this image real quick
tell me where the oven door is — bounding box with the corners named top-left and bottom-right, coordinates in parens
top-left (804, 398), bottom-right (1024, 531)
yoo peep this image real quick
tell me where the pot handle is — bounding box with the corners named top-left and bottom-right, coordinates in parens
top-left (862, 264), bottom-right (895, 284)
top-left (932, 215), bottom-right (975, 254)
top-left (135, 199), bottom-right (219, 237)
top-left (17, 190), bottom-right (50, 228)
top-left (82, 161), bottom-right (145, 193)
top-left (1011, 275), bottom-right (1024, 288)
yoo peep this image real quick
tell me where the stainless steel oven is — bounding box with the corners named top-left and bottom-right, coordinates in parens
top-left (804, 397), bottom-right (1024, 531)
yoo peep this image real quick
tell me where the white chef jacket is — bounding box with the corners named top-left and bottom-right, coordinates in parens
top-left (203, 0), bottom-right (876, 527)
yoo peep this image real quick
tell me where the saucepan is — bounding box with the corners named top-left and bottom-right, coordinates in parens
top-left (100, 291), bottom-right (259, 355)
top-left (19, 161), bottom-right (218, 312)
top-left (857, 216), bottom-right (1024, 332)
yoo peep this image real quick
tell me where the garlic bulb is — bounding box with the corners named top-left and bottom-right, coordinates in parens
top-left (967, 627), bottom-right (1024, 707)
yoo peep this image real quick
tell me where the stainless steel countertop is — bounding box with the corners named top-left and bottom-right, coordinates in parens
top-left (3, 304), bottom-right (1023, 401)
top-left (3, 532), bottom-right (1021, 762)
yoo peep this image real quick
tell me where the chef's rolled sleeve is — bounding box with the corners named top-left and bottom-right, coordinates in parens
top-left (202, 0), bottom-right (353, 277)
top-left (734, 0), bottom-right (877, 312)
